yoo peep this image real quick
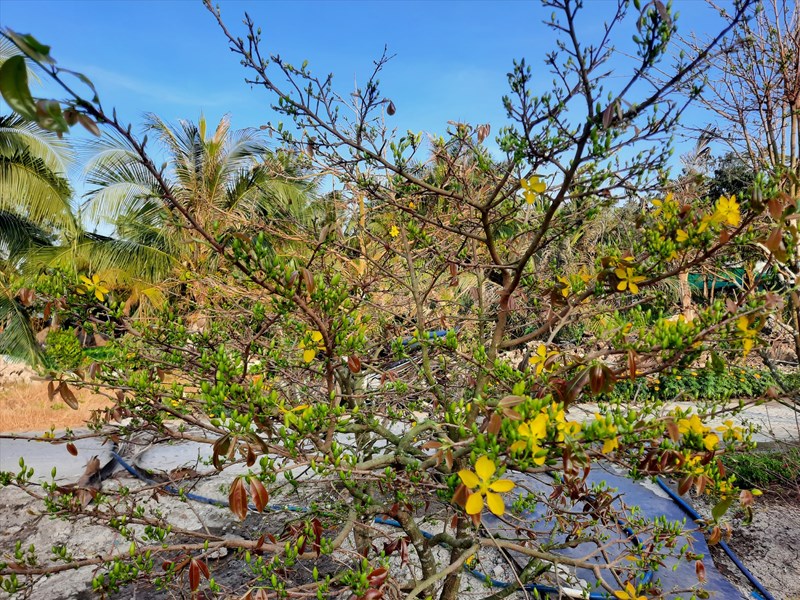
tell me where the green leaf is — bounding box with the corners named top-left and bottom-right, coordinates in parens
top-left (4, 31), bottom-right (54, 64)
top-left (711, 497), bottom-right (733, 522)
top-left (0, 55), bottom-right (38, 121)
top-left (35, 99), bottom-right (69, 134)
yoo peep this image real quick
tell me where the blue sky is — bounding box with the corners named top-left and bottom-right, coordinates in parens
top-left (1, 1), bottom-right (734, 168)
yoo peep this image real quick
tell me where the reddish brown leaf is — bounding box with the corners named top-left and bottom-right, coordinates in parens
top-left (66, 443), bottom-right (78, 456)
top-left (301, 268), bottom-right (315, 294)
top-left (347, 355), bottom-right (362, 374)
top-left (188, 558), bottom-right (201, 591)
top-left (420, 441), bottom-right (442, 450)
top-left (212, 434), bottom-right (232, 471)
top-left (476, 123), bottom-right (491, 143)
top-left (361, 589), bottom-right (383, 600)
top-left (589, 365), bottom-right (605, 395)
top-left (487, 412), bottom-right (502, 434)
top-left (59, 384), bottom-right (79, 410)
top-left (77, 113), bottom-right (101, 136)
top-left (678, 475), bottom-right (693, 496)
top-left (386, 100), bottom-right (396, 116)
top-left (249, 478), bottom-right (269, 513)
top-left (47, 380), bottom-right (59, 401)
top-left (768, 197), bottom-right (783, 220)
top-left (765, 226), bottom-right (783, 253)
top-left (88, 362), bottom-right (101, 380)
top-left (367, 567), bottom-right (389, 588)
top-left (695, 560), bottom-right (706, 583)
top-left (627, 350), bottom-right (637, 381)
top-left (451, 483), bottom-right (469, 509)
top-left (246, 446), bottom-right (256, 467)
top-left (498, 395), bottom-right (525, 408)
top-left (666, 420), bottom-right (680, 443)
top-left (708, 526), bottom-right (721, 546)
top-left (228, 477), bottom-right (249, 521)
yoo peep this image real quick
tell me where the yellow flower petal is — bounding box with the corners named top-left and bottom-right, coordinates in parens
top-left (489, 479), bottom-right (515, 493)
top-left (602, 437), bottom-right (619, 454)
top-left (458, 469), bottom-right (480, 489)
top-left (485, 491), bottom-right (506, 516)
top-left (465, 491), bottom-right (484, 515)
top-left (303, 348), bottom-right (317, 363)
top-left (704, 433), bottom-right (719, 451)
top-left (474, 456), bottom-right (496, 481)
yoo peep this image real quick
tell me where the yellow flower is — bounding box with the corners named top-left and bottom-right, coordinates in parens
top-left (714, 195), bottom-right (741, 227)
top-left (521, 176), bottom-right (546, 204)
top-left (529, 344), bottom-right (558, 375)
top-left (458, 456), bottom-right (515, 516)
top-left (299, 330), bottom-right (324, 363)
top-left (614, 267), bottom-right (646, 294)
top-left (557, 275), bottom-right (571, 297)
top-left (408, 201), bottom-right (416, 210)
top-left (678, 414), bottom-right (706, 436)
top-left (614, 581), bottom-right (647, 600)
top-left (736, 316), bottom-right (758, 356)
top-left (389, 224), bottom-right (400, 238)
top-left (703, 433), bottom-right (720, 451)
top-left (510, 413), bottom-right (548, 462)
top-left (676, 229), bottom-right (688, 242)
top-left (602, 435), bottom-right (620, 454)
top-left (77, 274), bottom-right (110, 302)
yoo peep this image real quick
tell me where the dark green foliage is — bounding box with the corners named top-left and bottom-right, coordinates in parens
top-left (598, 366), bottom-right (778, 404)
top-left (722, 446), bottom-right (800, 489)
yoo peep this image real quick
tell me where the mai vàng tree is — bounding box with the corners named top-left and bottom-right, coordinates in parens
top-left (0, 1), bottom-right (786, 599)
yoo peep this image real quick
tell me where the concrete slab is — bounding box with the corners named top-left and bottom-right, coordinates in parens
top-left (0, 435), bottom-right (114, 482)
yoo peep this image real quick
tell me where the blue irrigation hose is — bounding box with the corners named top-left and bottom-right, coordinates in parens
top-left (109, 451), bottom-right (650, 598)
top-left (654, 477), bottom-right (774, 600)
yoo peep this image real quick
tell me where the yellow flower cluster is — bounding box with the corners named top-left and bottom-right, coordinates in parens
top-left (677, 413), bottom-right (719, 451)
top-left (299, 330), bottom-right (324, 363)
top-left (510, 402), bottom-right (581, 461)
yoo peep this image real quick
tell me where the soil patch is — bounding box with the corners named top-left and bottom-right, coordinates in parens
top-left (0, 380), bottom-right (111, 432)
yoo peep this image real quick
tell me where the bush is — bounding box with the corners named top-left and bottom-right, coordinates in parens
top-left (44, 328), bottom-right (83, 371)
top-left (722, 446), bottom-right (800, 490)
top-left (599, 366), bottom-right (778, 404)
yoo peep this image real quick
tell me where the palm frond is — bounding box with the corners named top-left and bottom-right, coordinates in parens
top-left (0, 114), bottom-right (72, 173)
top-left (0, 150), bottom-right (77, 235)
top-left (0, 210), bottom-right (53, 265)
top-left (0, 292), bottom-right (44, 366)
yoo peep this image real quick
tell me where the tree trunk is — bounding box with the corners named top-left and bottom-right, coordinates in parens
top-left (678, 270), bottom-right (695, 321)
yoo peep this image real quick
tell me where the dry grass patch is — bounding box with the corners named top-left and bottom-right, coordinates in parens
top-left (0, 381), bottom-right (111, 433)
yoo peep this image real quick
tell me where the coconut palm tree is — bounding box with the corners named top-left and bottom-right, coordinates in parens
top-left (0, 113), bottom-right (76, 364)
top-left (82, 113), bottom-right (320, 302)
